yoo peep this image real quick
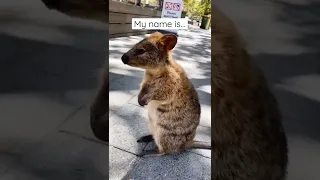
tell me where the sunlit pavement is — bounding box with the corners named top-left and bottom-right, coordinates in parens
top-left (0, 0), bottom-right (109, 179)
top-left (109, 27), bottom-right (212, 179)
top-left (0, 1), bottom-right (211, 179)
top-left (1, 0), bottom-right (319, 179)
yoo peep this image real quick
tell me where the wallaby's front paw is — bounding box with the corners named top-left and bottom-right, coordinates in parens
top-left (137, 135), bottom-right (154, 143)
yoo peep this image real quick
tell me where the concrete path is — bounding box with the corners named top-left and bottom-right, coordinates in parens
top-left (1, 0), bottom-right (319, 179)
top-left (109, 27), bottom-right (212, 179)
top-left (0, 0), bottom-right (109, 179)
top-left (215, 0), bottom-right (320, 179)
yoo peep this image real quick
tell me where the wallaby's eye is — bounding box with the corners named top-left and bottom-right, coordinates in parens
top-left (135, 48), bottom-right (145, 55)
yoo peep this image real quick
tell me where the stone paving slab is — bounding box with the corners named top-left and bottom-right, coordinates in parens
top-left (62, 89), bottom-right (97, 107)
top-left (129, 151), bottom-right (211, 180)
top-left (0, 93), bottom-right (78, 154)
top-left (109, 78), bottom-right (140, 112)
top-left (109, 146), bottom-right (137, 180)
top-left (272, 86), bottom-right (320, 137)
top-left (0, 1), bottom-right (109, 179)
top-left (0, 0), bottom-right (108, 50)
top-left (59, 105), bottom-right (100, 142)
top-left (109, 103), bottom-right (150, 155)
top-left (286, 134), bottom-right (320, 180)
top-left (0, 132), bottom-right (108, 180)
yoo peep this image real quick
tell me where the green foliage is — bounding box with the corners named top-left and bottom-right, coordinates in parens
top-left (183, 0), bottom-right (211, 18)
top-left (201, 0), bottom-right (211, 15)
top-left (149, 0), bottom-right (158, 5)
top-left (183, 0), bottom-right (202, 19)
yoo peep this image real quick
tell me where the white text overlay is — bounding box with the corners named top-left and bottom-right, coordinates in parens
top-left (132, 18), bottom-right (188, 30)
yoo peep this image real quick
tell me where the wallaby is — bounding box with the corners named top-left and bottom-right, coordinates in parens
top-left (121, 32), bottom-right (211, 156)
top-left (90, 63), bottom-right (109, 142)
top-left (212, 5), bottom-right (288, 180)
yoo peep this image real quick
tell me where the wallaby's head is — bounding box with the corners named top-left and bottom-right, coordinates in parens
top-left (121, 32), bottom-right (177, 69)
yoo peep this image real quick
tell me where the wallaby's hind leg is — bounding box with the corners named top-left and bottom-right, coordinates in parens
top-left (137, 134), bottom-right (154, 143)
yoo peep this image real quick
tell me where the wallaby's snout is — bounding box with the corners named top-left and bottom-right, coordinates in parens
top-left (121, 53), bottom-right (129, 64)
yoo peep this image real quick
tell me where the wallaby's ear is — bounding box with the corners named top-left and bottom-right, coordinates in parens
top-left (159, 34), bottom-right (177, 51)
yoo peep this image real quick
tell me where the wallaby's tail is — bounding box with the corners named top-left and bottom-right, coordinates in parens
top-left (190, 141), bottom-right (212, 150)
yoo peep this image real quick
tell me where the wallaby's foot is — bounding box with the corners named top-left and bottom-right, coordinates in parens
top-left (137, 135), bottom-right (154, 143)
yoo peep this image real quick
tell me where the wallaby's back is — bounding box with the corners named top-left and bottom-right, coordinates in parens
top-left (212, 5), bottom-right (288, 180)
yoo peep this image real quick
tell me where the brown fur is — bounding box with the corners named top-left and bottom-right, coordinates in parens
top-left (90, 62), bottom-right (109, 142)
top-left (122, 32), bottom-right (211, 155)
top-left (212, 5), bottom-right (288, 180)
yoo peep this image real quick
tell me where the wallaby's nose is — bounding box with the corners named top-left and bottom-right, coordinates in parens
top-left (121, 54), bottom-right (129, 64)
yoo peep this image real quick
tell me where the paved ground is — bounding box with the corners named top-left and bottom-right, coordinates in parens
top-left (1, 0), bottom-right (320, 179)
top-left (109, 28), bottom-right (211, 179)
top-left (0, 0), bottom-right (109, 179)
top-left (0, 1), bottom-right (211, 180)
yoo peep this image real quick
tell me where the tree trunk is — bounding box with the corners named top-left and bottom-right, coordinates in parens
top-left (158, 0), bottom-right (163, 10)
